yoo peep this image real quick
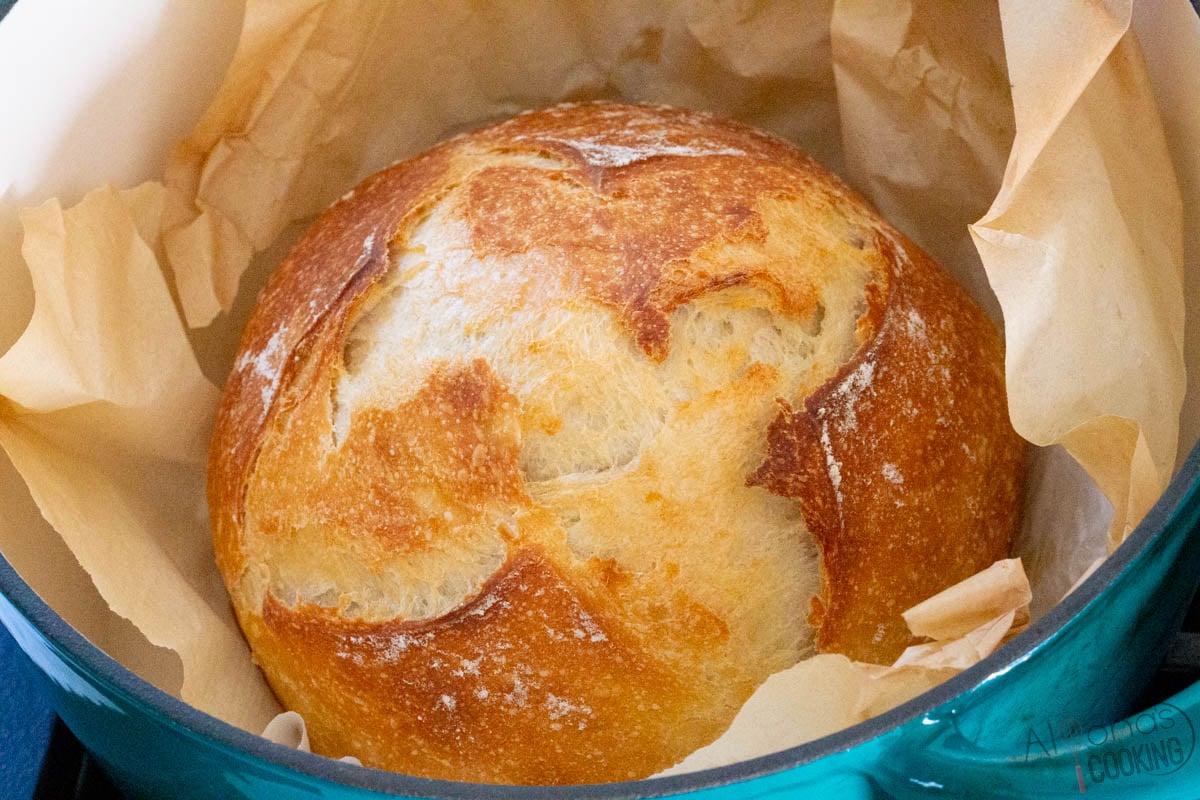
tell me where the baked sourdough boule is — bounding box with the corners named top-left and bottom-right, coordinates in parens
top-left (209, 102), bottom-right (1025, 784)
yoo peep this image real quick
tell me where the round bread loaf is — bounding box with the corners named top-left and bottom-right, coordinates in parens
top-left (208, 102), bottom-right (1025, 784)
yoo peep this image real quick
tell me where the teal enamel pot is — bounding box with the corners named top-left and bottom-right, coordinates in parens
top-left (0, 435), bottom-right (1198, 799)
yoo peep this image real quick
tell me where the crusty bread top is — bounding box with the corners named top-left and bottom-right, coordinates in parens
top-left (208, 102), bottom-right (1024, 783)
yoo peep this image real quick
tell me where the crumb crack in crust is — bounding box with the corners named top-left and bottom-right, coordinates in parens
top-left (207, 102), bottom-right (1025, 784)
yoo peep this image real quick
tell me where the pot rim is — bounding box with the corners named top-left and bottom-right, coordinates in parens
top-left (2, 438), bottom-right (1199, 798)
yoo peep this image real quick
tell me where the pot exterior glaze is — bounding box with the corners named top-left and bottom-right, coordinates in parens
top-left (1, 443), bottom-right (1199, 800)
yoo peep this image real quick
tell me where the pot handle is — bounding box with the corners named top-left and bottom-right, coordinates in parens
top-left (1015, 681), bottom-right (1200, 798)
top-left (880, 680), bottom-right (1200, 799)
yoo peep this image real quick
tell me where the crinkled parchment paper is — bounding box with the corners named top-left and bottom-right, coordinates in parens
top-left (0, 0), bottom-right (1195, 773)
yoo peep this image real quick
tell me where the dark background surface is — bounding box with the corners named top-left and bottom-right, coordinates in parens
top-left (0, 626), bottom-right (56, 799)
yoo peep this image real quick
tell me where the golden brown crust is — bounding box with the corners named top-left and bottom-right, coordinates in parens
top-left (749, 230), bottom-right (1025, 663)
top-left (249, 357), bottom-right (525, 554)
top-left (208, 101), bottom-right (1025, 783)
top-left (461, 104), bottom-right (833, 362)
top-left (208, 143), bottom-right (457, 579)
top-left (250, 548), bottom-right (713, 784)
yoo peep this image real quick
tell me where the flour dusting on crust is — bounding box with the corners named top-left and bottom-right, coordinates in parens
top-left (235, 328), bottom-right (287, 406)
top-left (538, 133), bottom-right (747, 168)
